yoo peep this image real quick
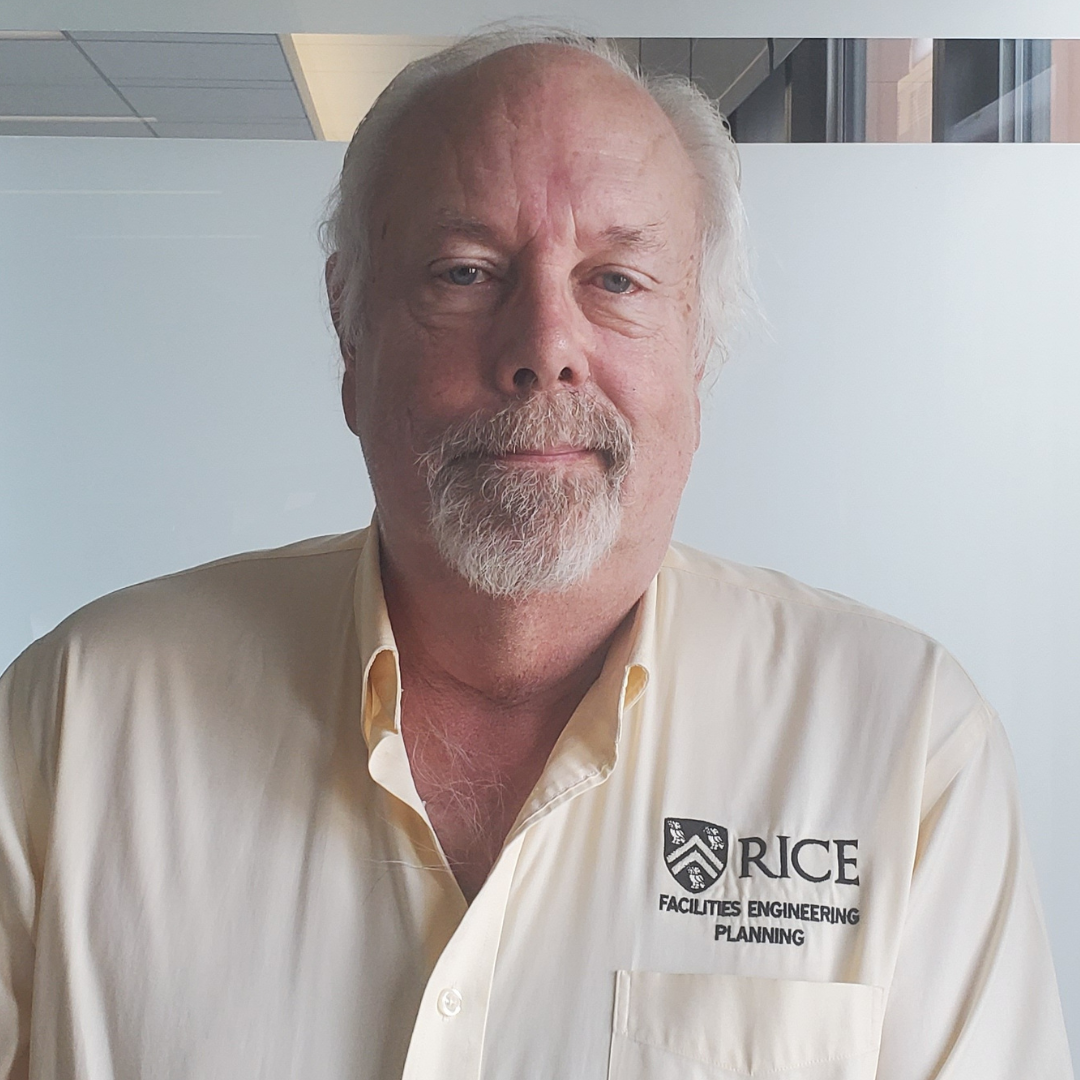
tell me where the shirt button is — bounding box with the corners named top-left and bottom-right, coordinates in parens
top-left (437, 988), bottom-right (463, 1017)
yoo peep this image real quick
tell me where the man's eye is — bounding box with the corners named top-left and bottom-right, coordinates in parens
top-left (599, 271), bottom-right (634, 294)
top-left (443, 265), bottom-right (486, 286)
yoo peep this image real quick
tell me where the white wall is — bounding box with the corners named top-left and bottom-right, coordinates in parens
top-left (1, 136), bottom-right (1078, 1056)
top-left (4, 0), bottom-right (1080, 40)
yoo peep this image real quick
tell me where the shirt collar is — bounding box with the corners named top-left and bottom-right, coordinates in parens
top-left (507, 584), bottom-right (653, 836)
top-left (352, 522), bottom-right (404, 779)
top-left (354, 518), bottom-right (398, 678)
top-left (351, 518), bottom-right (659, 819)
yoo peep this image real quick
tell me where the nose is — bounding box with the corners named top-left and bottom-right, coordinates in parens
top-left (491, 269), bottom-right (590, 396)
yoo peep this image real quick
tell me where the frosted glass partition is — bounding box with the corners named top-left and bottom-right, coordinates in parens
top-left (1, 137), bottom-right (1078, 1053)
top-left (0, 136), bottom-right (371, 665)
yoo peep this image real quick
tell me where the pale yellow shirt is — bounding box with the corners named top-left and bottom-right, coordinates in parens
top-left (0, 526), bottom-right (1071, 1078)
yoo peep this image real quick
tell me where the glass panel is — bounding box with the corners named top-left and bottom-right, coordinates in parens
top-left (865, 39), bottom-right (934, 142)
top-left (1051, 39), bottom-right (1080, 141)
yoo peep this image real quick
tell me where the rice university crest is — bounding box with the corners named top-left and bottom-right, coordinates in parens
top-left (664, 817), bottom-right (729, 893)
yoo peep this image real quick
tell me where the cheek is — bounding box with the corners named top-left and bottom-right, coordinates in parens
top-left (600, 340), bottom-right (699, 439)
top-left (612, 377), bottom-right (700, 493)
top-left (355, 323), bottom-right (480, 464)
top-left (375, 301), bottom-right (487, 399)
top-left (353, 326), bottom-right (422, 458)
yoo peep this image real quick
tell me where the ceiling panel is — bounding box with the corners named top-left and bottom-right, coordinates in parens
top-left (70, 31), bottom-right (280, 45)
top-left (0, 39), bottom-right (102, 85)
top-left (121, 85), bottom-right (307, 124)
top-left (74, 37), bottom-right (295, 83)
top-left (0, 37), bottom-right (144, 135)
top-left (0, 84), bottom-right (139, 117)
top-left (0, 32), bottom-right (317, 138)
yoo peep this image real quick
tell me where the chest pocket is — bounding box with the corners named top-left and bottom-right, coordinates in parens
top-left (607, 971), bottom-right (884, 1079)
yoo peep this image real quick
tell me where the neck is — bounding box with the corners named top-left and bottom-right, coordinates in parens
top-left (377, 521), bottom-right (662, 706)
top-left (377, 517), bottom-right (667, 901)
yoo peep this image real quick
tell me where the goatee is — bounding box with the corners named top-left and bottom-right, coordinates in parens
top-left (419, 392), bottom-right (634, 598)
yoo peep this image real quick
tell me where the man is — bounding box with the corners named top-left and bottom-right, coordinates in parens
top-left (0, 26), bottom-right (1072, 1080)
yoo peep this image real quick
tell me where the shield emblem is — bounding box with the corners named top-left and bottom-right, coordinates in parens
top-left (664, 817), bottom-right (729, 893)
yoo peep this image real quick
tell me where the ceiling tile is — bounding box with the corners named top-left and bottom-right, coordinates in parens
top-left (0, 39), bottom-right (102, 85)
top-left (122, 85), bottom-right (308, 124)
top-left (71, 32), bottom-right (279, 46)
top-left (77, 39), bottom-right (293, 84)
top-left (0, 83), bottom-right (134, 117)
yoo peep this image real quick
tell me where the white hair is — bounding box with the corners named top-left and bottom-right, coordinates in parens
top-left (321, 22), bottom-right (751, 370)
top-left (419, 391), bottom-right (634, 597)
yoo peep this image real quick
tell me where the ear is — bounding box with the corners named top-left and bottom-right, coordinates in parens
top-left (326, 254), bottom-right (360, 437)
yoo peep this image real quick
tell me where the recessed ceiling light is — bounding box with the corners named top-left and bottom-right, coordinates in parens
top-left (281, 34), bottom-right (452, 141)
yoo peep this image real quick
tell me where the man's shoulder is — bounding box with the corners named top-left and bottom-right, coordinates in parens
top-left (5, 529), bottom-right (371, 685)
top-left (657, 542), bottom-right (991, 748)
top-left (661, 541), bottom-right (922, 630)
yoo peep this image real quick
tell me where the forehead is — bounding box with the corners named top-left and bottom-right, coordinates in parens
top-left (372, 46), bottom-right (701, 247)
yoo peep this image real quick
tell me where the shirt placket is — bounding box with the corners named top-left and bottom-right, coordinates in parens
top-left (358, 642), bottom-right (524, 1080)
top-left (400, 831), bottom-right (524, 1080)
top-left (396, 655), bottom-right (650, 1079)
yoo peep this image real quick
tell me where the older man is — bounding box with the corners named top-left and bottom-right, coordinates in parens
top-left (0, 26), bottom-right (1072, 1080)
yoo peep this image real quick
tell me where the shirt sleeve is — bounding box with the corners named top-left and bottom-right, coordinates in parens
top-left (876, 705), bottom-right (1073, 1079)
top-left (0, 645), bottom-right (57, 1080)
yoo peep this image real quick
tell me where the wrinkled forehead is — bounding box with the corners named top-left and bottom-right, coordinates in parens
top-left (369, 45), bottom-right (702, 244)
top-left (428, 45), bottom-right (668, 141)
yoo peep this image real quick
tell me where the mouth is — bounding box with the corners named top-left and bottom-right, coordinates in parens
top-left (494, 445), bottom-right (597, 465)
top-left (420, 393), bottom-right (635, 490)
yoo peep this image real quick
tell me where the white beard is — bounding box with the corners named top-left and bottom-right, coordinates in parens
top-left (420, 392), bottom-right (634, 598)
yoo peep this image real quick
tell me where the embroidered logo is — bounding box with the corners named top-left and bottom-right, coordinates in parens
top-left (664, 817), bottom-right (729, 893)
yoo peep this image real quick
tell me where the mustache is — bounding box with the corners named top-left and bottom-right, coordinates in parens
top-left (419, 392), bottom-right (635, 482)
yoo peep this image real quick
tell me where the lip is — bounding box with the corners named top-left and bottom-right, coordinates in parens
top-left (496, 447), bottom-right (594, 464)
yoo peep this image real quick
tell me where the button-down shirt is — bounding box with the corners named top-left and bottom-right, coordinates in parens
top-left (0, 526), bottom-right (1071, 1078)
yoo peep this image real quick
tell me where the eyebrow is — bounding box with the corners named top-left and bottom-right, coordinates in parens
top-left (432, 212), bottom-right (498, 243)
top-left (431, 212), bottom-right (668, 253)
top-left (598, 223), bottom-right (667, 253)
